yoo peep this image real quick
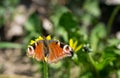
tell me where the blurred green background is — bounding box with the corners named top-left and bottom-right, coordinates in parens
top-left (0, 0), bottom-right (120, 78)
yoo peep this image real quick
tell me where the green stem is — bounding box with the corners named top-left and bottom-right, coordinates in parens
top-left (67, 61), bottom-right (71, 78)
top-left (107, 5), bottom-right (120, 36)
top-left (88, 54), bottom-right (100, 78)
top-left (43, 62), bottom-right (48, 78)
top-left (88, 53), bottom-right (95, 66)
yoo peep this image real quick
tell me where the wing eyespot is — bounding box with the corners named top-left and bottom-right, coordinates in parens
top-left (63, 45), bottom-right (71, 53)
top-left (27, 46), bottom-right (34, 55)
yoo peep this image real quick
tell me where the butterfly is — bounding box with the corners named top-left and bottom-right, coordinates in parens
top-left (27, 36), bottom-right (73, 63)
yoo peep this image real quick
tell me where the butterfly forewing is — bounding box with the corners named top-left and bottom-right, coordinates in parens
top-left (27, 41), bottom-right (45, 61)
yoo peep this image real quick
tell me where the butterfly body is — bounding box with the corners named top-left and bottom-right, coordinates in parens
top-left (27, 39), bottom-right (73, 63)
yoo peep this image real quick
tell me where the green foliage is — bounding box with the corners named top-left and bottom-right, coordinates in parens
top-left (0, 42), bottom-right (22, 48)
top-left (83, 0), bottom-right (100, 17)
top-left (24, 13), bottom-right (42, 48)
top-left (59, 12), bottom-right (77, 31)
top-left (90, 23), bottom-right (106, 51)
top-left (0, 0), bottom-right (19, 26)
top-left (0, 0), bottom-right (120, 78)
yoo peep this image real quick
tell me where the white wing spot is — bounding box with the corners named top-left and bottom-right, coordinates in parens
top-left (27, 46), bottom-right (34, 55)
top-left (63, 45), bottom-right (71, 53)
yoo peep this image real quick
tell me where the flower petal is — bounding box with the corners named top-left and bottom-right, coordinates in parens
top-left (75, 44), bottom-right (82, 52)
top-left (73, 40), bottom-right (78, 50)
top-left (30, 40), bottom-right (35, 45)
top-left (35, 36), bottom-right (44, 42)
top-left (46, 35), bottom-right (51, 40)
top-left (38, 36), bottom-right (44, 40)
top-left (69, 39), bottom-right (73, 48)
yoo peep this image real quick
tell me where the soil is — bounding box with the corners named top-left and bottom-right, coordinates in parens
top-left (0, 49), bottom-right (40, 78)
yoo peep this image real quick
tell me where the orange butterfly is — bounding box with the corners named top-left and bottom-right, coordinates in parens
top-left (27, 35), bottom-right (73, 63)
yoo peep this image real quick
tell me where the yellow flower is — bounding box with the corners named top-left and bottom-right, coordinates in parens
top-left (30, 40), bottom-right (35, 45)
top-left (28, 35), bottom-right (51, 45)
top-left (69, 39), bottom-right (82, 52)
top-left (46, 35), bottom-right (51, 40)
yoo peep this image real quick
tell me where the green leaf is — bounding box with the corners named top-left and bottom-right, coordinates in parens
top-left (81, 14), bottom-right (92, 27)
top-left (0, 42), bottom-right (22, 48)
top-left (92, 50), bottom-right (116, 71)
top-left (93, 47), bottom-right (117, 71)
top-left (117, 70), bottom-right (120, 78)
top-left (108, 38), bottom-right (120, 46)
top-left (24, 13), bottom-right (42, 33)
top-left (83, 0), bottom-right (100, 17)
top-left (24, 20), bottom-right (35, 32)
top-left (50, 6), bottom-right (69, 27)
top-left (55, 26), bottom-right (68, 42)
top-left (59, 12), bottom-right (77, 31)
top-left (95, 23), bottom-right (106, 39)
top-left (90, 23), bottom-right (106, 51)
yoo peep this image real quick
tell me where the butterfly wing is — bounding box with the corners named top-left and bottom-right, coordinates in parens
top-left (47, 41), bottom-right (73, 63)
top-left (27, 41), bottom-right (45, 61)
